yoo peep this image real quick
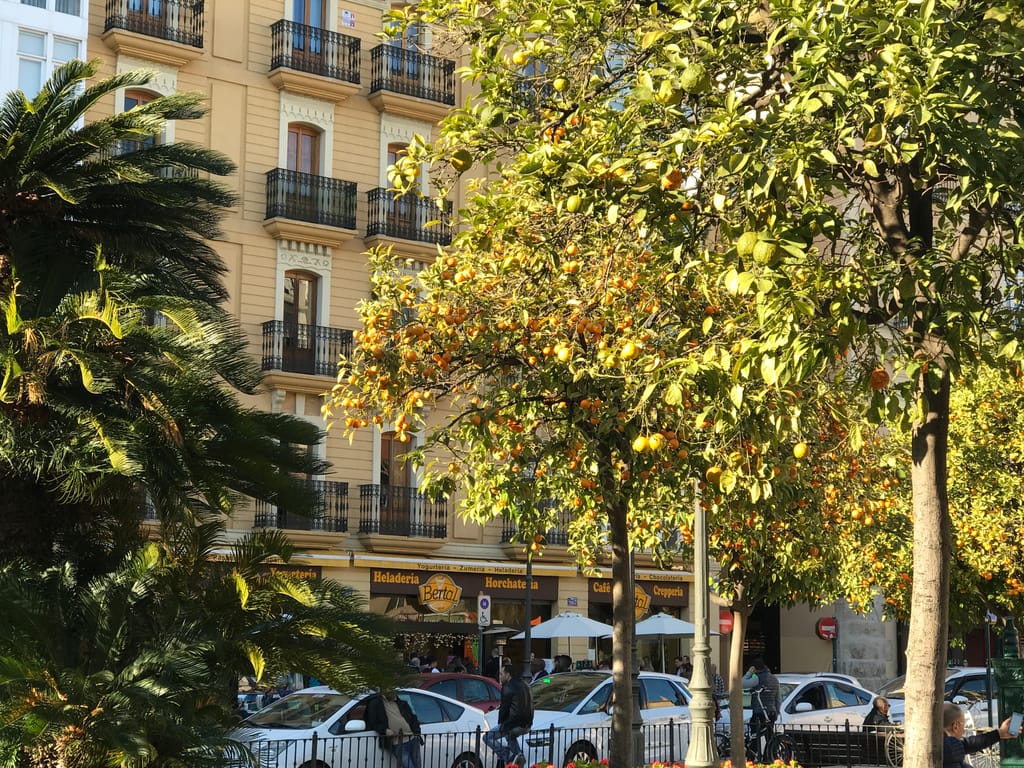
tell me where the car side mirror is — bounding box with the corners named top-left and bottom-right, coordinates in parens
top-left (345, 719), bottom-right (368, 732)
top-left (794, 702), bottom-right (814, 713)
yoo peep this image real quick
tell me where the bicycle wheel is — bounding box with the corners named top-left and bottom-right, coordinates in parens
top-left (768, 734), bottom-right (795, 763)
top-left (967, 744), bottom-right (999, 768)
top-left (884, 730), bottom-right (904, 768)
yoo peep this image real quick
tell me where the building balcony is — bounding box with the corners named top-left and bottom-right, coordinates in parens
top-left (261, 320), bottom-right (352, 381)
top-left (368, 45), bottom-right (455, 121)
top-left (500, 501), bottom-right (573, 561)
top-left (102, 0), bottom-right (204, 66)
top-left (263, 168), bottom-right (358, 248)
top-left (267, 20), bottom-right (361, 102)
top-left (253, 480), bottom-right (349, 535)
top-left (365, 188), bottom-right (453, 257)
top-left (357, 484), bottom-right (447, 554)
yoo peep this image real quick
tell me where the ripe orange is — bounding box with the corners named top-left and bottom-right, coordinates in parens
top-left (793, 441), bottom-right (809, 460)
top-left (869, 368), bottom-right (890, 390)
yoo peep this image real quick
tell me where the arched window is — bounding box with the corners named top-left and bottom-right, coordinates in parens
top-left (122, 90), bottom-right (159, 153)
top-left (282, 270), bottom-right (319, 374)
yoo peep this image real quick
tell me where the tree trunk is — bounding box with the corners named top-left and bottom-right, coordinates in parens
top-left (903, 364), bottom-right (951, 768)
top-left (609, 498), bottom-right (636, 768)
top-left (728, 599), bottom-right (750, 765)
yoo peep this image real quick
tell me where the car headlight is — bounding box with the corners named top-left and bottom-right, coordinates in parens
top-left (251, 742), bottom-right (287, 767)
top-left (526, 736), bottom-right (551, 748)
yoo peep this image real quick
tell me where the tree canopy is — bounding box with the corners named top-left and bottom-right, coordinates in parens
top-left (330, 0), bottom-right (1024, 765)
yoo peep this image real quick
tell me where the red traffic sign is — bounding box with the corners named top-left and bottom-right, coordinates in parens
top-left (719, 609), bottom-right (734, 634)
top-left (816, 617), bottom-right (838, 640)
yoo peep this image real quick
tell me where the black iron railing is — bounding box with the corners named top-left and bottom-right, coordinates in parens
top-left (104, 0), bottom-right (204, 49)
top-left (261, 321), bottom-right (353, 377)
top-left (265, 168), bottom-right (357, 230)
top-left (501, 500), bottom-right (571, 546)
top-left (369, 44), bottom-right (455, 105)
top-left (269, 20), bottom-right (360, 84)
top-left (358, 484), bottom-right (447, 538)
top-left (253, 480), bottom-right (349, 533)
top-left (366, 188), bottom-right (453, 245)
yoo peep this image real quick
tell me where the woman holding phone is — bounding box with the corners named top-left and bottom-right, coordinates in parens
top-left (943, 702), bottom-right (1017, 768)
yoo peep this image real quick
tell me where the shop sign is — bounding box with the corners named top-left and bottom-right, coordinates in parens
top-left (635, 584), bottom-right (651, 619)
top-left (418, 573), bottom-right (463, 614)
top-left (370, 568), bottom-right (558, 601)
top-left (588, 578), bottom-right (688, 607)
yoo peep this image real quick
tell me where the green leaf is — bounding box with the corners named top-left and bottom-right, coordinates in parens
top-left (760, 355), bottom-right (777, 386)
top-left (664, 382), bottom-right (683, 405)
top-left (729, 384), bottom-right (744, 408)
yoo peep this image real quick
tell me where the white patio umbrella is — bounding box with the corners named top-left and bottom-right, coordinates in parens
top-left (511, 611), bottom-right (614, 664)
top-left (633, 612), bottom-right (720, 673)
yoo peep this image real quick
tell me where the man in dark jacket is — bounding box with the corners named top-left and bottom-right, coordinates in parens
top-left (863, 697), bottom-right (893, 732)
top-left (943, 702), bottom-right (1012, 768)
top-left (483, 664), bottom-right (534, 767)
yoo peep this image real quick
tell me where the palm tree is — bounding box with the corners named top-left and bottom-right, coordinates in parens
top-left (0, 530), bottom-right (403, 768)
top-left (0, 60), bottom-right (325, 571)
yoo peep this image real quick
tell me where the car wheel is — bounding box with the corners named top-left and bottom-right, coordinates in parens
top-left (450, 751), bottom-right (482, 768)
top-left (298, 761), bottom-right (331, 768)
top-left (564, 741), bottom-right (598, 766)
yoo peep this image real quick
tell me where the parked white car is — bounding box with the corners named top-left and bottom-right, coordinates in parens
top-left (484, 671), bottom-right (691, 768)
top-left (232, 685), bottom-right (491, 768)
top-left (722, 673), bottom-right (880, 727)
top-left (878, 668), bottom-right (989, 730)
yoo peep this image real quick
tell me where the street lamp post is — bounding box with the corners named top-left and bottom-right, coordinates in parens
top-left (685, 485), bottom-right (717, 768)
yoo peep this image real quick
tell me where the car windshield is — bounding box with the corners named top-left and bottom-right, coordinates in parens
top-left (878, 671), bottom-right (960, 700)
top-left (531, 674), bottom-right (609, 713)
top-left (244, 692), bottom-right (352, 729)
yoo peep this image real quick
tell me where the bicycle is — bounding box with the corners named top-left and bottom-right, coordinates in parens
top-left (744, 689), bottom-right (795, 763)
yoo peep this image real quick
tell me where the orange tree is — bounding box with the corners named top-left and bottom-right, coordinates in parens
top-left (327, 55), bottom-right (898, 768)
top-left (327, 0), bottom-right (1024, 765)
top-left (870, 363), bottom-right (1024, 632)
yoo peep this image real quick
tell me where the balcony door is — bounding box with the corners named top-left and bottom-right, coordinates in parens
top-left (286, 123), bottom-right (321, 220)
top-left (282, 270), bottom-right (318, 374)
top-left (386, 143), bottom-right (417, 235)
top-left (292, 0), bottom-right (326, 65)
top-left (127, 0), bottom-right (164, 33)
top-left (380, 431), bottom-right (412, 535)
top-left (387, 3), bottom-right (422, 82)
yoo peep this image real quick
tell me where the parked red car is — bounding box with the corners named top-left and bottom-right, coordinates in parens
top-left (415, 672), bottom-right (502, 712)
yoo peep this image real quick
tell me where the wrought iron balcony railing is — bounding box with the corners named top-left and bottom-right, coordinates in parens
top-left (358, 484), bottom-right (447, 538)
top-left (501, 500), bottom-right (571, 546)
top-left (369, 44), bottom-right (455, 106)
top-left (261, 321), bottom-right (353, 377)
top-left (366, 188), bottom-right (453, 246)
top-left (104, 0), bottom-right (204, 49)
top-left (265, 168), bottom-right (358, 230)
top-left (270, 20), bottom-right (360, 84)
top-left (253, 480), bottom-right (349, 533)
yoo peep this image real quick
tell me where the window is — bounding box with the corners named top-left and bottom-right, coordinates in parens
top-left (642, 678), bottom-right (687, 709)
top-left (127, 0), bottom-right (163, 18)
top-left (17, 31), bottom-right (46, 96)
top-left (287, 124), bottom-right (321, 175)
top-left (122, 90), bottom-right (158, 153)
top-left (292, 0), bottom-right (326, 57)
top-left (17, 32), bottom-right (80, 98)
top-left (56, 0), bottom-right (81, 14)
top-left (380, 430), bottom-right (413, 533)
top-left (282, 270), bottom-right (319, 374)
top-left (21, 0), bottom-right (46, 8)
top-left (386, 142), bottom-right (417, 227)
